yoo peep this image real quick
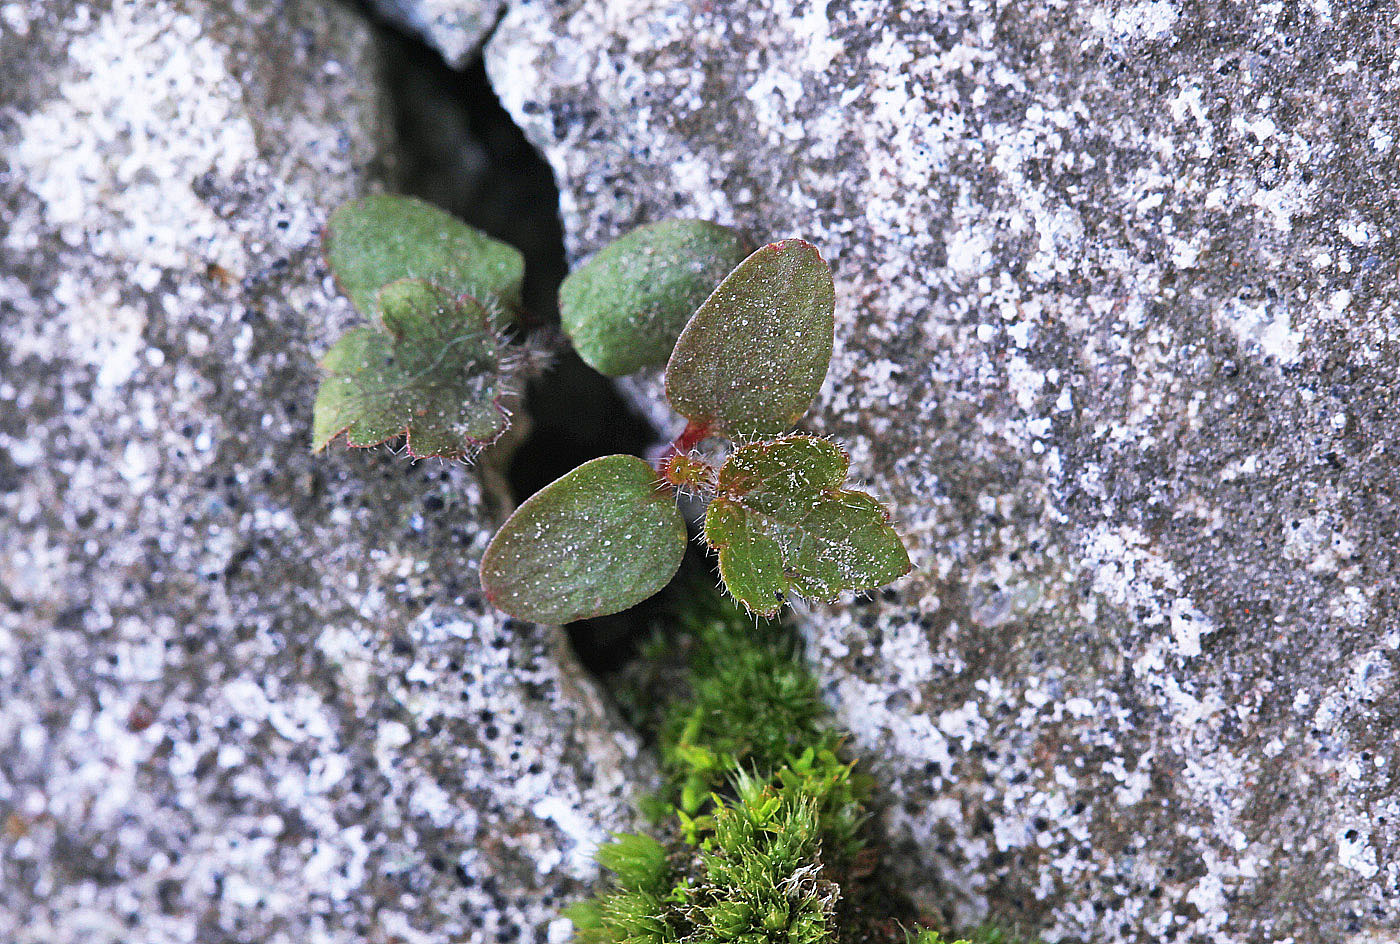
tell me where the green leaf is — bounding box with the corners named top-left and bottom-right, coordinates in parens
top-left (703, 436), bottom-right (910, 616)
top-left (312, 279), bottom-right (508, 458)
top-left (326, 194), bottom-right (524, 317)
top-left (480, 455), bottom-right (687, 623)
top-left (559, 220), bottom-right (749, 376)
top-left (665, 239), bottom-right (835, 440)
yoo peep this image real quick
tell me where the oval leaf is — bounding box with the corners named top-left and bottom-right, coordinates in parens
top-left (560, 220), bottom-right (749, 376)
top-left (481, 455), bottom-right (687, 623)
top-left (326, 194), bottom-right (525, 317)
top-left (312, 279), bottom-right (508, 458)
top-left (664, 239), bottom-right (835, 440)
top-left (703, 436), bottom-right (910, 616)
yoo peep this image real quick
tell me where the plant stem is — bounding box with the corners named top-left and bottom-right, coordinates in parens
top-left (672, 419), bottom-right (712, 455)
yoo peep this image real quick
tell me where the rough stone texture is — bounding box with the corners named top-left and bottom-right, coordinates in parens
top-left (486, 2), bottom-right (1400, 941)
top-left (0, 2), bottom-right (642, 942)
top-left (367, 0), bottom-right (508, 68)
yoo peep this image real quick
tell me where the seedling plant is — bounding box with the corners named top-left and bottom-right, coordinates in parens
top-left (312, 194), bottom-right (910, 621)
top-left (310, 195), bottom-right (1026, 944)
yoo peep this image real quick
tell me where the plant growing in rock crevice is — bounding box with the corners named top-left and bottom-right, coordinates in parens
top-left (311, 193), bottom-right (911, 619)
top-left (308, 194), bottom-right (1031, 944)
top-left (481, 237), bottom-right (910, 621)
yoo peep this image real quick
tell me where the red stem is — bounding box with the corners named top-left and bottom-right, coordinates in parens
top-left (670, 419), bottom-right (712, 456)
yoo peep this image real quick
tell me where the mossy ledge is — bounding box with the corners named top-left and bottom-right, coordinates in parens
top-left (569, 584), bottom-right (1035, 944)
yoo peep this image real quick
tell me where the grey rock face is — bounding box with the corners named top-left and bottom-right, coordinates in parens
top-left (367, 0), bottom-right (509, 68)
top-left (486, 1), bottom-right (1400, 941)
top-left (0, 2), bottom-right (641, 942)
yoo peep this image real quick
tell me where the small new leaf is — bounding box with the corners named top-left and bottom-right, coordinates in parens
top-left (312, 279), bottom-right (508, 458)
top-left (480, 455), bottom-right (687, 624)
top-left (326, 194), bottom-right (525, 317)
top-left (704, 436), bottom-right (910, 617)
top-left (665, 239), bottom-right (835, 441)
top-left (560, 220), bottom-right (749, 376)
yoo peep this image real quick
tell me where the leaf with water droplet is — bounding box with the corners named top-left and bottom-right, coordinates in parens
top-left (665, 239), bottom-right (834, 440)
top-left (312, 279), bottom-right (508, 458)
top-left (703, 436), bottom-right (910, 616)
top-left (326, 194), bottom-right (524, 317)
top-left (480, 455), bottom-right (687, 623)
top-left (559, 220), bottom-right (749, 376)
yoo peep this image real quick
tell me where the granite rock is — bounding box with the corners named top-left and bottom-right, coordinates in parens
top-left (367, 0), bottom-right (508, 68)
top-left (0, 2), bottom-right (643, 942)
top-left (485, 2), bottom-right (1400, 941)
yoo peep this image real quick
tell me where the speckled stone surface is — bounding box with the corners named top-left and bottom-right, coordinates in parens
top-left (485, 2), bottom-right (1400, 941)
top-left (367, 0), bottom-right (507, 68)
top-left (0, 1), bottom-right (642, 941)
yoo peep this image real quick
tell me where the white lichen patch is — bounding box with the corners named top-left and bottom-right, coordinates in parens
top-left (1084, 525), bottom-right (1215, 649)
top-left (1337, 827), bottom-right (1381, 879)
top-left (1090, 0), bottom-right (1180, 48)
top-left (1214, 295), bottom-right (1304, 366)
top-left (12, 0), bottom-right (256, 272)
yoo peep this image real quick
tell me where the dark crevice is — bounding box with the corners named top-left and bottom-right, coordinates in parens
top-left (341, 3), bottom-right (667, 673)
top-left (366, 9), bottom-right (563, 318)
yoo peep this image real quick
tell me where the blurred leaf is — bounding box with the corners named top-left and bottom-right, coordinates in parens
top-left (560, 220), bottom-right (749, 376)
top-left (326, 194), bottom-right (524, 317)
top-left (312, 279), bottom-right (507, 458)
top-left (703, 436), bottom-right (910, 616)
top-left (665, 240), bottom-right (834, 440)
top-left (480, 455), bottom-right (687, 623)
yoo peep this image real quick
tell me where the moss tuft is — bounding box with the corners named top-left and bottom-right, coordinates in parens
top-left (653, 587), bottom-right (867, 858)
top-left (689, 772), bottom-right (839, 944)
top-left (570, 834), bottom-right (676, 944)
top-left (573, 582), bottom-right (1042, 944)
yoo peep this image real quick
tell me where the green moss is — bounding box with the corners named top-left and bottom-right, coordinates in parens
top-left (573, 584), bottom-right (1044, 944)
top-left (691, 773), bottom-right (837, 944)
top-left (576, 768), bottom-right (843, 944)
top-left (659, 604), bottom-right (827, 789)
top-left (907, 932), bottom-right (969, 944)
top-left (653, 592), bottom-right (866, 860)
top-left (570, 834), bottom-right (677, 944)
